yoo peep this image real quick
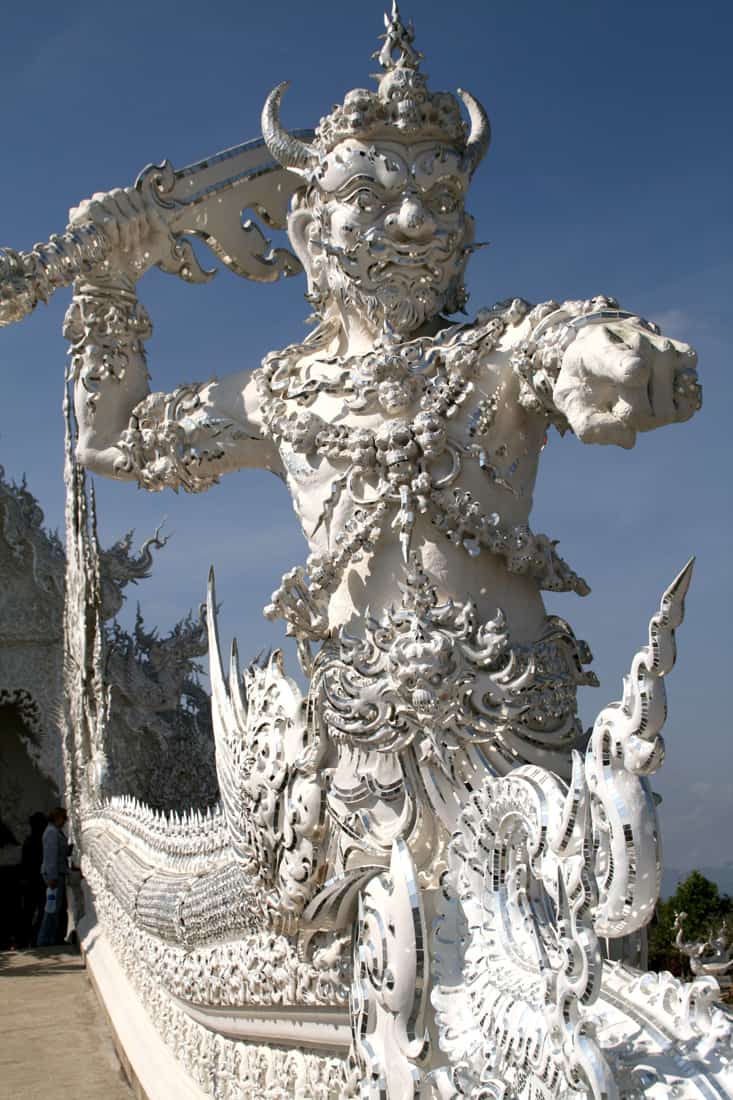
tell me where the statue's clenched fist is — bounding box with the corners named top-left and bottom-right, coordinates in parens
top-left (553, 322), bottom-right (701, 448)
top-left (67, 187), bottom-right (171, 281)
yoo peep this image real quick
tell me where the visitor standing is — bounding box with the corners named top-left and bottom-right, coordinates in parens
top-left (37, 808), bottom-right (69, 947)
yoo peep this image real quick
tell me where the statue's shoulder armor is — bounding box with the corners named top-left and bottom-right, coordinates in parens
top-left (450, 299), bottom-right (535, 367)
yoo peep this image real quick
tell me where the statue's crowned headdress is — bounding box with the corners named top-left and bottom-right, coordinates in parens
top-left (262, 2), bottom-right (491, 179)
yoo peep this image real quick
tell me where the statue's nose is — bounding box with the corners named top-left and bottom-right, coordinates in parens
top-left (384, 195), bottom-right (436, 242)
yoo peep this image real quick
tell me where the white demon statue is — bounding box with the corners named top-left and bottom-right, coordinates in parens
top-left (1, 7), bottom-right (728, 1100)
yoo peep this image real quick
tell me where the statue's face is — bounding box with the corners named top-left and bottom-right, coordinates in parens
top-left (301, 139), bottom-right (474, 336)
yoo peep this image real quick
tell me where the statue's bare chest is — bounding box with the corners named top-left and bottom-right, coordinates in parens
top-left (257, 309), bottom-right (589, 647)
top-left (255, 309), bottom-right (542, 547)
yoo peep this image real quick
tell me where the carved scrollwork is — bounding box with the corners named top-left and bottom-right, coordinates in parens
top-left (134, 133), bottom-right (311, 285)
top-left (135, 160), bottom-right (216, 285)
top-left (208, 572), bottom-right (328, 923)
top-left (98, 525), bottom-right (167, 620)
top-left (350, 839), bottom-right (431, 1097)
top-left (432, 756), bottom-right (615, 1100)
top-left (615, 967), bottom-right (732, 1057)
top-left (584, 559), bottom-right (694, 938)
top-left (430, 560), bottom-right (705, 1099)
top-left (316, 554), bottom-right (595, 777)
top-left (0, 470), bottom-right (65, 643)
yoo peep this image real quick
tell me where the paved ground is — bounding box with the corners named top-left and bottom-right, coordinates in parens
top-left (0, 945), bottom-right (132, 1100)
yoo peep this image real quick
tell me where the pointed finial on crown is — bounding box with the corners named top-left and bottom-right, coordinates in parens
top-left (374, 2), bottom-right (424, 72)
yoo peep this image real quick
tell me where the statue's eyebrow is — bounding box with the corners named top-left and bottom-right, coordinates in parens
top-left (410, 163), bottom-right (466, 190)
top-left (395, 178), bottom-right (463, 200)
top-left (333, 175), bottom-right (392, 198)
top-left (421, 177), bottom-right (465, 196)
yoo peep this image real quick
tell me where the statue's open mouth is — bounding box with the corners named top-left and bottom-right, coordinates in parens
top-left (322, 233), bottom-right (462, 281)
top-left (368, 257), bottom-right (444, 281)
top-left (365, 234), bottom-right (460, 264)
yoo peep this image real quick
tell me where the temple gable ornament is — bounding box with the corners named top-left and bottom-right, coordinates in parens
top-left (0, 6), bottom-right (724, 1099)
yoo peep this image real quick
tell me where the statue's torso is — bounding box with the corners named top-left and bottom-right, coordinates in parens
top-left (250, 309), bottom-right (595, 868)
top-left (255, 306), bottom-right (583, 644)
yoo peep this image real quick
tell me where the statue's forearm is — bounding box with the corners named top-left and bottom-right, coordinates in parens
top-left (65, 280), bottom-right (279, 492)
top-left (511, 295), bottom-right (700, 446)
top-left (115, 381), bottom-right (276, 493)
top-left (511, 296), bottom-right (628, 432)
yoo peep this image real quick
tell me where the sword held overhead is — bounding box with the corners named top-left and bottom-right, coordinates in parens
top-left (0, 132), bottom-right (312, 328)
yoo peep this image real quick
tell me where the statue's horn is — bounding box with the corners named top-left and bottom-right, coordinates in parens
top-left (458, 88), bottom-right (491, 176)
top-left (261, 81), bottom-right (317, 173)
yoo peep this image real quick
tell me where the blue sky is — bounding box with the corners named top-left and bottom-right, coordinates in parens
top-left (1, 1), bottom-right (731, 881)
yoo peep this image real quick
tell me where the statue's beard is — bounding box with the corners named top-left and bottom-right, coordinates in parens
top-left (312, 232), bottom-right (469, 336)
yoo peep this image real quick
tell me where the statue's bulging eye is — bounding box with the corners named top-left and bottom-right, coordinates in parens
top-left (431, 190), bottom-right (459, 216)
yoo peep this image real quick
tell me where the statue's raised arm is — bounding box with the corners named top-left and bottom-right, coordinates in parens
top-left (0, 131), bottom-right (314, 490)
top-left (63, 187), bottom-right (281, 490)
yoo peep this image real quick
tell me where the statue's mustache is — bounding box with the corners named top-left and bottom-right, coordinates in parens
top-left (316, 231), bottom-right (466, 285)
top-left (319, 231), bottom-right (460, 260)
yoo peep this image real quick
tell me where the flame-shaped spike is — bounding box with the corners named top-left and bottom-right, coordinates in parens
top-left (586, 560), bottom-right (695, 938)
top-left (230, 638), bottom-right (248, 732)
top-left (550, 750), bottom-right (588, 857)
top-left (207, 567), bottom-right (228, 710)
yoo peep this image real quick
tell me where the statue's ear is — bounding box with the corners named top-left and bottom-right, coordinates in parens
top-left (287, 203), bottom-right (317, 294)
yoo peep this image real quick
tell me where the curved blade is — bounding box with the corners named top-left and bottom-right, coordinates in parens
top-left (138, 130), bottom-right (314, 283)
